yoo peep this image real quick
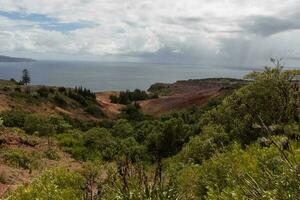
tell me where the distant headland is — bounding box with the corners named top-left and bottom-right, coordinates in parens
top-left (0, 55), bottom-right (35, 62)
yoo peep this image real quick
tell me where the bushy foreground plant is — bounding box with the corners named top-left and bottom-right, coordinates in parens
top-left (174, 137), bottom-right (300, 200)
top-left (5, 169), bottom-right (84, 200)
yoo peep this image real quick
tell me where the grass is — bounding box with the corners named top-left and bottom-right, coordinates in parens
top-left (0, 79), bottom-right (17, 90)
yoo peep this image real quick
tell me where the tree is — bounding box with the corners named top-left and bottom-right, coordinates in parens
top-left (21, 68), bottom-right (31, 85)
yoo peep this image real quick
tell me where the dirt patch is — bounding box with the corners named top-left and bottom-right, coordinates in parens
top-left (0, 94), bottom-right (11, 113)
top-left (139, 87), bottom-right (221, 116)
top-left (95, 82), bottom-right (226, 117)
top-left (96, 92), bottom-right (124, 119)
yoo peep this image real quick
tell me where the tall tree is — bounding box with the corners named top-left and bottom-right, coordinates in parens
top-left (21, 68), bottom-right (31, 85)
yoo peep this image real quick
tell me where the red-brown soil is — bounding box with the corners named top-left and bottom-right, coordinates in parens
top-left (96, 91), bottom-right (124, 119)
top-left (96, 80), bottom-right (232, 117)
top-left (139, 82), bottom-right (222, 116)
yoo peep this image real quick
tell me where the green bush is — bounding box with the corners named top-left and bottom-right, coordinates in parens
top-left (110, 89), bottom-right (157, 104)
top-left (175, 137), bottom-right (300, 200)
top-left (112, 119), bottom-right (134, 138)
top-left (7, 169), bottom-right (84, 200)
top-left (24, 114), bottom-right (55, 136)
top-left (3, 149), bottom-right (38, 170)
top-left (179, 124), bottom-right (229, 164)
top-left (53, 94), bottom-right (67, 106)
top-left (36, 86), bottom-right (50, 97)
top-left (83, 128), bottom-right (119, 160)
top-left (58, 87), bottom-right (66, 93)
top-left (43, 148), bottom-right (60, 160)
top-left (84, 105), bottom-right (104, 118)
top-left (1, 110), bottom-right (28, 128)
top-left (56, 132), bottom-right (88, 161)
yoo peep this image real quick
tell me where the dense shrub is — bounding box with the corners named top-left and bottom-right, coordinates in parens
top-left (67, 91), bottom-right (87, 106)
top-left (110, 89), bottom-right (157, 104)
top-left (59, 113), bottom-right (97, 131)
top-left (1, 110), bottom-right (28, 128)
top-left (83, 128), bottom-right (119, 160)
top-left (3, 149), bottom-right (38, 170)
top-left (178, 124), bottom-right (229, 164)
top-left (24, 114), bottom-right (55, 135)
top-left (58, 87), bottom-right (66, 93)
top-left (74, 86), bottom-right (96, 99)
top-left (43, 148), bottom-right (60, 160)
top-left (7, 169), bottom-right (84, 200)
top-left (120, 103), bottom-right (146, 121)
top-left (84, 105), bottom-right (104, 118)
top-left (36, 86), bottom-right (50, 97)
top-left (53, 93), bottom-right (67, 106)
top-left (186, 139), bottom-right (300, 199)
top-left (56, 132), bottom-right (88, 160)
top-left (112, 119), bottom-right (134, 138)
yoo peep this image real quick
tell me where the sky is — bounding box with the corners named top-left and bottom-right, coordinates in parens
top-left (0, 0), bottom-right (300, 67)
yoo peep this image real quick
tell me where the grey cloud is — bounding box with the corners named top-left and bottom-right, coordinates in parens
top-left (160, 16), bottom-right (203, 26)
top-left (241, 15), bottom-right (300, 36)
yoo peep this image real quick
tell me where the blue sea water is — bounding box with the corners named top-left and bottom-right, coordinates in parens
top-left (0, 60), bottom-right (261, 92)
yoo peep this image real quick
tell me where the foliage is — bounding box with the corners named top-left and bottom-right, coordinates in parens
top-left (121, 103), bottom-right (147, 121)
top-left (178, 124), bottom-right (229, 164)
top-left (85, 105), bottom-right (105, 118)
top-left (3, 63), bottom-right (300, 200)
top-left (21, 69), bottom-right (30, 85)
top-left (110, 89), bottom-right (157, 105)
top-left (146, 118), bottom-right (192, 160)
top-left (53, 93), bottom-right (67, 106)
top-left (24, 114), bottom-right (55, 136)
top-left (112, 119), bottom-right (134, 138)
top-left (43, 148), bottom-right (60, 160)
top-left (6, 169), bottom-right (84, 200)
top-left (56, 131), bottom-right (88, 160)
top-left (200, 64), bottom-right (300, 146)
top-left (3, 149), bottom-right (38, 170)
top-left (1, 110), bottom-right (28, 128)
top-left (184, 138), bottom-right (300, 200)
top-left (36, 86), bottom-right (50, 97)
top-left (83, 128), bottom-right (119, 160)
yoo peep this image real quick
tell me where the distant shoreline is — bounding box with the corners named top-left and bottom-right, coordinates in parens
top-left (0, 55), bottom-right (35, 63)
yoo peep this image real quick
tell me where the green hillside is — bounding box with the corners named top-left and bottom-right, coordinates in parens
top-left (0, 63), bottom-right (299, 200)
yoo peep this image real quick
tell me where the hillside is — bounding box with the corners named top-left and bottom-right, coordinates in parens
top-left (0, 80), bottom-right (104, 122)
top-left (97, 78), bottom-right (248, 117)
top-left (0, 66), bottom-right (299, 200)
top-left (140, 78), bottom-right (247, 116)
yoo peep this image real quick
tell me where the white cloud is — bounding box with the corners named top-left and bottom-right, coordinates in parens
top-left (0, 0), bottom-right (300, 66)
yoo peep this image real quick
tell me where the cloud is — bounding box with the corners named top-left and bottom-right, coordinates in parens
top-left (0, 11), bottom-right (97, 32)
top-left (0, 0), bottom-right (299, 67)
top-left (241, 15), bottom-right (300, 36)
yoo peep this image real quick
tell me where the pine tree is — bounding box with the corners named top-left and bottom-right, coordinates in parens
top-left (22, 68), bottom-right (31, 85)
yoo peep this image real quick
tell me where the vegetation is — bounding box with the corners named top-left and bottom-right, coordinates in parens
top-left (21, 69), bottom-right (31, 85)
top-left (1, 60), bottom-right (300, 200)
top-left (110, 89), bottom-right (158, 104)
top-left (2, 149), bottom-right (38, 170)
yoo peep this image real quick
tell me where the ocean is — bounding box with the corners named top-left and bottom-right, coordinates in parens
top-left (0, 60), bottom-right (259, 92)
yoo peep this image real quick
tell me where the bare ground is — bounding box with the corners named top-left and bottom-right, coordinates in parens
top-left (96, 81), bottom-right (223, 117)
top-left (96, 91), bottom-right (124, 119)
